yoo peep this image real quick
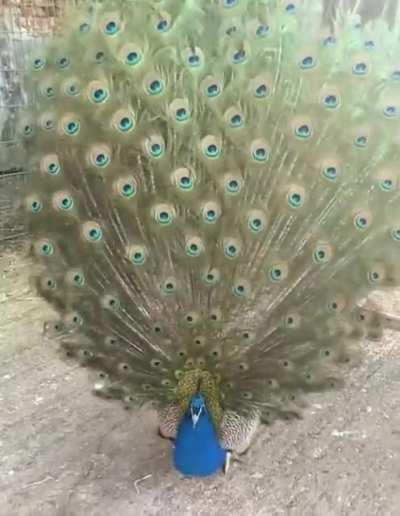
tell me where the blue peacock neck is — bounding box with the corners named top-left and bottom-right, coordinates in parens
top-left (173, 393), bottom-right (227, 477)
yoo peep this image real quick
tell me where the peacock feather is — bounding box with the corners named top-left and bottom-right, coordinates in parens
top-left (19, 0), bottom-right (400, 476)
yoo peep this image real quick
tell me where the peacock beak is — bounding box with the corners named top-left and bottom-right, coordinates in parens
top-left (190, 404), bottom-right (203, 428)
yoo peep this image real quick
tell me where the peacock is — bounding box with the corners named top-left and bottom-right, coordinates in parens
top-left (17, 0), bottom-right (400, 477)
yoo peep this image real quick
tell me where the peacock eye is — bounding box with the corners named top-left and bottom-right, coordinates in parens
top-left (232, 49), bottom-right (247, 64)
top-left (295, 123), bottom-right (312, 139)
top-left (322, 166), bottom-right (339, 181)
top-left (354, 135), bottom-right (368, 148)
top-left (256, 24), bottom-right (270, 37)
top-left (352, 62), bottom-right (368, 75)
top-left (57, 56), bottom-right (70, 69)
top-left (287, 188), bottom-right (305, 208)
top-left (79, 22), bottom-right (90, 33)
top-left (205, 83), bottom-right (221, 98)
top-left (147, 79), bottom-right (165, 95)
top-left (105, 20), bottom-right (120, 35)
top-left (33, 57), bottom-right (46, 70)
top-left (323, 35), bottom-right (336, 47)
top-left (299, 55), bottom-right (317, 69)
top-left (95, 51), bottom-right (105, 63)
top-left (324, 94), bottom-right (339, 109)
top-left (383, 105), bottom-right (399, 119)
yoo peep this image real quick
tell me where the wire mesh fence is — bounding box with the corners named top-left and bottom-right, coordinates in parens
top-left (0, 1), bottom-right (77, 249)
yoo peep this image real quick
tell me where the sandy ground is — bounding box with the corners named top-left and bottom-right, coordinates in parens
top-left (0, 247), bottom-right (399, 516)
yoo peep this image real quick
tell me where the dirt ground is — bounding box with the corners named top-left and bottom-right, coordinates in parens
top-left (0, 247), bottom-right (399, 516)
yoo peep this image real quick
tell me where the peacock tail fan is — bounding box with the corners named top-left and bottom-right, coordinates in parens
top-left (20, 0), bottom-right (400, 429)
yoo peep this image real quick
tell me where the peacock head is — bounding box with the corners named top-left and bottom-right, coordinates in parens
top-left (189, 392), bottom-right (206, 427)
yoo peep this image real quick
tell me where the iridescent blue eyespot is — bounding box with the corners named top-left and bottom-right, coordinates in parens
top-left (187, 53), bottom-right (201, 67)
top-left (364, 40), bottom-right (375, 50)
top-left (126, 51), bottom-right (141, 66)
top-left (256, 25), bottom-right (270, 37)
top-left (186, 243), bottom-right (202, 257)
top-left (269, 267), bottom-right (283, 282)
top-left (252, 147), bottom-right (268, 162)
top-left (105, 21), bottom-right (120, 35)
top-left (288, 191), bottom-right (304, 208)
top-left (224, 244), bottom-right (238, 259)
top-left (206, 83), bottom-right (221, 97)
top-left (255, 84), bottom-right (268, 98)
top-left (147, 79), bottom-right (165, 95)
top-left (79, 22), bottom-right (90, 33)
top-left (122, 183), bottom-right (136, 198)
top-left (322, 166), bottom-right (339, 182)
top-left (23, 124), bottom-right (33, 136)
top-left (295, 124), bottom-right (312, 139)
top-left (118, 116), bottom-right (134, 132)
top-left (95, 153), bottom-right (110, 167)
top-left (223, 0), bottom-right (238, 7)
top-left (352, 62), bottom-right (368, 75)
top-left (33, 57), bottom-right (46, 70)
top-left (232, 49), bottom-right (247, 64)
top-left (47, 162), bottom-right (59, 175)
top-left (45, 87), bottom-right (55, 98)
top-left (204, 272), bottom-right (217, 284)
top-left (150, 143), bottom-right (163, 158)
top-left (59, 196), bottom-right (74, 210)
top-left (299, 56), bottom-right (316, 69)
top-left (248, 217), bottom-right (263, 233)
top-left (163, 280), bottom-right (176, 294)
top-left (116, 177), bottom-right (138, 200)
top-left (324, 94), bottom-right (339, 109)
top-left (156, 18), bottom-right (170, 32)
top-left (73, 272), bottom-right (85, 286)
top-left (158, 211), bottom-right (171, 224)
top-left (323, 36), bottom-right (336, 47)
top-left (233, 284), bottom-right (247, 296)
top-left (66, 84), bottom-right (79, 96)
top-left (354, 135), bottom-right (368, 148)
top-left (31, 200), bottom-right (42, 213)
top-left (368, 270), bottom-right (381, 283)
top-left (313, 245), bottom-right (331, 264)
top-left (40, 242), bottom-right (54, 256)
top-left (226, 178), bottom-right (241, 194)
top-left (175, 107), bottom-right (189, 122)
top-left (57, 56), bottom-right (70, 69)
top-left (230, 114), bottom-right (244, 128)
top-left (379, 178), bottom-right (395, 192)
top-left (391, 228), bottom-right (400, 241)
top-left (179, 176), bottom-right (193, 189)
top-left (66, 121), bottom-right (80, 135)
top-left (354, 213), bottom-right (370, 230)
top-left (155, 209), bottom-right (173, 225)
top-left (44, 118), bottom-right (54, 130)
top-left (391, 70), bottom-right (400, 81)
top-left (89, 227), bottom-right (102, 241)
top-left (91, 88), bottom-right (109, 103)
top-left (286, 3), bottom-right (296, 12)
top-left (205, 144), bottom-right (221, 158)
top-left (204, 209), bottom-right (217, 222)
top-left (133, 251), bottom-right (145, 265)
top-left (383, 105), bottom-right (399, 118)
top-left (95, 51), bottom-right (105, 63)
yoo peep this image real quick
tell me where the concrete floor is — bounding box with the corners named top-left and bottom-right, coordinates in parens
top-left (1, 249), bottom-right (400, 516)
